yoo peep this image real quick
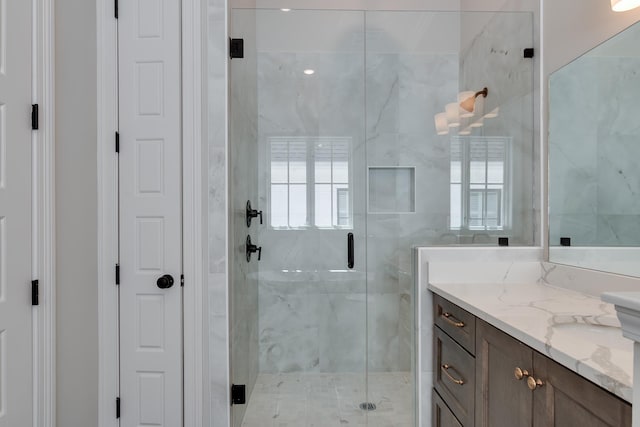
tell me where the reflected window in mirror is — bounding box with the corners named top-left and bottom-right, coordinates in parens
top-left (450, 136), bottom-right (511, 232)
top-left (269, 136), bottom-right (352, 230)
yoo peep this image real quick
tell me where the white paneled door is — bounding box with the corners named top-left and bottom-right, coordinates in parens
top-left (118, 0), bottom-right (183, 425)
top-left (0, 0), bottom-right (33, 425)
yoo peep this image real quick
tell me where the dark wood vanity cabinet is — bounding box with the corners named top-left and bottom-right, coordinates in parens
top-left (475, 319), bottom-right (534, 427)
top-left (433, 294), bottom-right (477, 427)
top-left (433, 294), bottom-right (632, 427)
top-left (532, 351), bottom-right (631, 427)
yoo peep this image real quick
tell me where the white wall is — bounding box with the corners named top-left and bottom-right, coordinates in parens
top-left (55, 0), bottom-right (99, 425)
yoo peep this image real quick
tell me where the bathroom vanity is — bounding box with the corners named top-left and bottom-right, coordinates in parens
top-left (430, 288), bottom-right (632, 426)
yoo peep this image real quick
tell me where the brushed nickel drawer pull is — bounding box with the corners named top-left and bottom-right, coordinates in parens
top-left (441, 364), bottom-right (465, 385)
top-left (442, 312), bottom-right (465, 328)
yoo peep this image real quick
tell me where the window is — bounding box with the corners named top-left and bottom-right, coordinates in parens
top-left (269, 137), bottom-right (352, 229)
top-left (450, 136), bottom-right (511, 231)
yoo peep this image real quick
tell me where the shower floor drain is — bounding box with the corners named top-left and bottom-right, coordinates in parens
top-left (359, 402), bottom-right (377, 411)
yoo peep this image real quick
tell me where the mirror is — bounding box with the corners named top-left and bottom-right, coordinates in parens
top-left (549, 21), bottom-right (640, 277)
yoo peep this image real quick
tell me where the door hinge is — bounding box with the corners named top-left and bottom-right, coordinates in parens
top-left (31, 104), bottom-right (39, 130)
top-left (231, 384), bottom-right (246, 405)
top-left (115, 132), bottom-right (120, 153)
top-left (116, 397), bottom-right (120, 418)
top-left (114, 0), bottom-right (118, 19)
top-left (115, 264), bottom-right (120, 285)
top-left (181, 274), bottom-right (184, 287)
top-left (230, 38), bottom-right (244, 59)
top-left (524, 48), bottom-right (534, 58)
top-left (31, 280), bottom-right (39, 306)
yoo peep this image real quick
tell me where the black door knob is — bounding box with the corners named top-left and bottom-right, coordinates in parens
top-left (157, 274), bottom-right (175, 289)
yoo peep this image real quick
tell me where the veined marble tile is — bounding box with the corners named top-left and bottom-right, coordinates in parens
top-left (241, 372), bottom-right (413, 427)
top-left (542, 261), bottom-right (640, 297)
top-left (550, 54), bottom-right (640, 247)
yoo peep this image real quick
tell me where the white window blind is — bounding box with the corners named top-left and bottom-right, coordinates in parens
top-left (269, 136), bottom-right (352, 229)
top-left (450, 136), bottom-right (511, 231)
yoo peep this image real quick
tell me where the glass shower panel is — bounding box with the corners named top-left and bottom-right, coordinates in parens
top-left (458, 12), bottom-right (535, 244)
top-left (228, 8), bottom-right (535, 427)
top-left (363, 11), bottom-right (534, 426)
top-left (230, 9), bottom-right (368, 427)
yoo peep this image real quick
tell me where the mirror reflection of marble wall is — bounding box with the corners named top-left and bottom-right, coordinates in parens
top-left (549, 21), bottom-right (640, 274)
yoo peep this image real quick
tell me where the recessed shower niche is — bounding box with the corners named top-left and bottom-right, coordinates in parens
top-left (226, 8), bottom-right (536, 427)
top-left (368, 167), bottom-right (416, 214)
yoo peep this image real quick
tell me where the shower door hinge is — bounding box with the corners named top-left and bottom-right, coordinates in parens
top-left (524, 48), bottom-right (534, 58)
top-left (180, 274), bottom-right (184, 287)
top-left (114, 0), bottom-right (118, 19)
top-left (116, 397), bottom-right (120, 418)
top-left (230, 38), bottom-right (244, 59)
top-left (231, 384), bottom-right (246, 405)
top-left (31, 280), bottom-right (39, 306)
top-left (115, 264), bottom-right (120, 285)
top-left (115, 132), bottom-right (120, 153)
top-left (31, 104), bottom-right (39, 130)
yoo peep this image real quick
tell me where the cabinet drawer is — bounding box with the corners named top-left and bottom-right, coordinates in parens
top-left (433, 389), bottom-right (463, 427)
top-left (434, 294), bottom-right (476, 354)
top-left (435, 326), bottom-right (475, 427)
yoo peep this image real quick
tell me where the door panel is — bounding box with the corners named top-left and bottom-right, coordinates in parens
top-left (532, 351), bottom-right (631, 427)
top-left (229, 9), bottom-right (367, 427)
top-left (0, 0), bottom-right (32, 425)
top-left (118, 0), bottom-right (182, 424)
top-left (476, 320), bottom-right (533, 427)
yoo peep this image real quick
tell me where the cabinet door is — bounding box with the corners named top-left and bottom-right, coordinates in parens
top-left (433, 390), bottom-right (464, 427)
top-left (532, 351), bottom-right (631, 427)
top-left (475, 320), bottom-right (533, 427)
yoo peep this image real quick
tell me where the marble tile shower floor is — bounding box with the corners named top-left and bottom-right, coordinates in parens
top-left (241, 371), bottom-right (414, 427)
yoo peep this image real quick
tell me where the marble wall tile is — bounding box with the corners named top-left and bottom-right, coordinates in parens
top-left (207, 0), bottom-right (231, 425)
top-left (459, 11), bottom-right (537, 246)
top-left (548, 214), bottom-right (598, 247)
top-left (542, 259), bottom-right (640, 296)
top-left (547, 249), bottom-right (640, 281)
top-left (550, 56), bottom-right (640, 247)
top-left (318, 293), bottom-right (367, 372)
top-left (258, 274), bottom-right (367, 373)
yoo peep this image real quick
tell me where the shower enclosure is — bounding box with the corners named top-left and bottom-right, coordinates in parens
top-left (227, 9), bottom-right (534, 426)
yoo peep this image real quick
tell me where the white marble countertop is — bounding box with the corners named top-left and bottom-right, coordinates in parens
top-left (429, 281), bottom-right (634, 402)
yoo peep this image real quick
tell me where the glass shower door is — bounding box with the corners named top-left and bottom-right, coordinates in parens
top-left (227, 7), bottom-right (534, 427)
top-left (229, 9), bottom-right (368, 427)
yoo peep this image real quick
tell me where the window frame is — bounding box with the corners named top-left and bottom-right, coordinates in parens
top-left (267, 136), bottom-right (354, 230)
top-left (449, 136), bottom-right (512, 232)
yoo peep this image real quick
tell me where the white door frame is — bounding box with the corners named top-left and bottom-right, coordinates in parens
top-left (33, 0), bottom-right (56, 425)
top-left (96, 0), bottom-right (207, 426)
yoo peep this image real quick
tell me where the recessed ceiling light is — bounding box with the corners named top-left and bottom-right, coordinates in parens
top-left (303, 69), bottom-right (315, 75)
top-left (281, 8), bottom-right (291, 12)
